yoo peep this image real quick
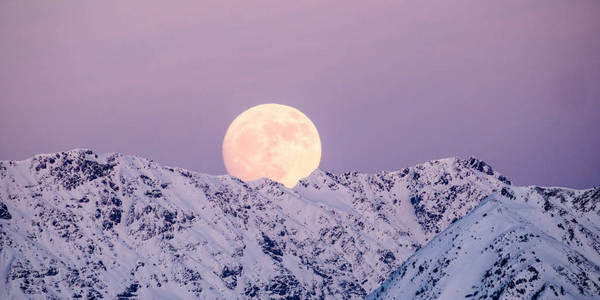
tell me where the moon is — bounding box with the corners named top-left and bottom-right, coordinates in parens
top-left (222, 103), bottom-right (322, 188)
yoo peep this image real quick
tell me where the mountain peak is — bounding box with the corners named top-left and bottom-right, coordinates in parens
top-left (368, 184), bottom-right (600, 299)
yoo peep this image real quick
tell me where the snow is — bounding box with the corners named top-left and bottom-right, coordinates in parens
top-left (0, 149), bottom-right (513, 298)
top-left (368, 186), bottom-right (600, 300)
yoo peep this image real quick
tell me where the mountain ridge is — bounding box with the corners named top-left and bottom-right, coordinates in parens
top-left (2, 148), bottom-right (510, 186)
top-left (0, 149), bottom-right (508, 299)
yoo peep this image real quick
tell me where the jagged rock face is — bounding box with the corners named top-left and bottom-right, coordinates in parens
top-left (367, 186), bottom-right (600, 300)
top-left (0, 149), bottom-right (506, 299)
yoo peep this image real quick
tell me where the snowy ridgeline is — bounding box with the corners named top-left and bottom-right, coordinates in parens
top-left (367, 186), bottom-right (600, 300)
top-left (0, 149), bottom-right (503, 299)
top-left (0, 149), bottom-right (594, 299)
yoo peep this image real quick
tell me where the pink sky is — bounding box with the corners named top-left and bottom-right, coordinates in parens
top-left (1, 1), bottom-right (599, 188)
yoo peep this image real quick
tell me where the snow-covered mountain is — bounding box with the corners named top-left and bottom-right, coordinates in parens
top-left (0, 149), bottom-right (508, 299)
top-left (367, 185), bottom-right (600, 300)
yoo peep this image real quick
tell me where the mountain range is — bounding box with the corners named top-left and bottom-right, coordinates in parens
top-left (0, 149), bottom-right (596, 299)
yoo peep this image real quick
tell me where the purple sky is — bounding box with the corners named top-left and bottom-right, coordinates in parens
top-left (1, 1), bottom-right (599, 188)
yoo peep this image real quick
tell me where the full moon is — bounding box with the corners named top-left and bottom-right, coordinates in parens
top-left (222, 103), bottom-right (322, 188)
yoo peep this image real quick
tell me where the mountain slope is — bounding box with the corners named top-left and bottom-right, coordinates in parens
top-left (367, 186), bottom-right (600, 300)
top-left (0, 149), bottom-right (507, 299)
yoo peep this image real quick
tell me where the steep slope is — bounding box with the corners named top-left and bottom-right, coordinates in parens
top-left (0, 149), bottom-right (507, 299)
top-left (368, 186), bottom-right (600, 300)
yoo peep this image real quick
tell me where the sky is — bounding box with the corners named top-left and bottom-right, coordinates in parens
top-left (1, 1), bottom-right (599, 189)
